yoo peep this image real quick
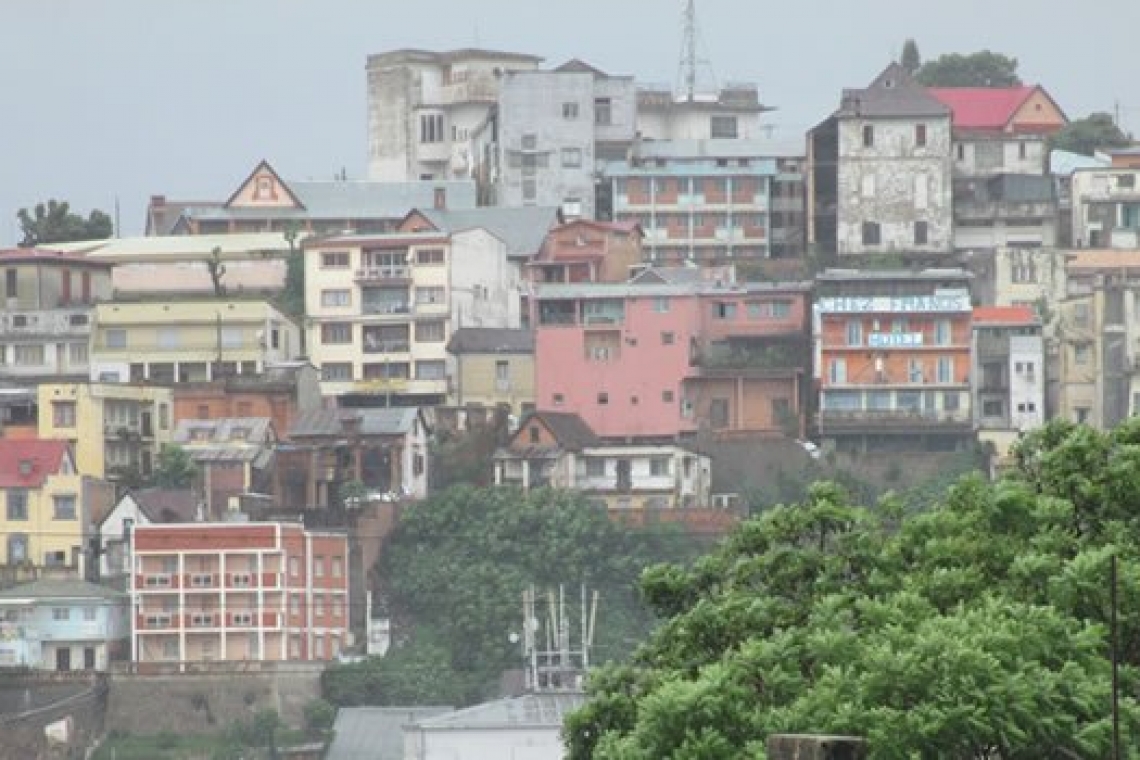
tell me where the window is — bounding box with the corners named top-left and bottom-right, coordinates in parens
top-left (595, 97), bottom-right (612, 125)
top-left (220, 327), bottom-right (243, 349)
top-left (562, 198), bottom-right (583, 218)
top-left (314, 595), bottom-right (325, 617)
top-left (53, 495), bottom-right (76, 520)
top-left (333, 597), bottom-right (344, 618)
top-left (935, 319), bottom-right (951, 346)
top-left (908, 358), bottom-right (924, 383)
top-left (415, 286), bottom-right (445, 305)
top-left (713, 302), bottom-right (737, 320)
top-left (552, 393), bottom-right (564, 406)
top-left (937, 356), bottom-right (955, 383)
top-left (4, 269), bottom-right (15, 298)
top-left (861, 221), bottom-right (881, 246)
top-left (650, 457), bottom-right (670, 477)
top-left (419, 113), bottom-right (444, 143)
top-left (7, 490), bottom-right (28, 521)
top-left (861, 175), bottom-right (876, 198)
top-left (104, 329), bottom-right (126, 349)
top-left (321, 323), bottom-right (352, 344)
top-left (159, 404), bottom-right (169, 430)
top-left (944, 391), bottom-right (961, 412)
top-left (1075, 407), bottom-right (1091, 424)
top-left (52, 401), bottom-right (76, 428)
top-left (314, 556), bottom-right (325, 578)
top-left (829, 358), bottom-right (847, 384)
top-left (710, 116), bottom-right (738, 139)
top-left (982, 400), bottom-right (1004, 417)
top-left (415, 248), bottom-right (445, 265)
top-left (662, 389), bottom-right (675, 403)
top-left (1074, 344), bottom-right (1091, 365)
top-left (321, 252), bottom-right (349, 269)
top-left (654, 297), bottom-right (670, 313)
top-left (52, 608), bottom-right (70, 621)
top-left (915, 124), bottom-right (927, 147)
top-left (495, 360), bottom-right (509, 389)
top-left (1072, 303), bottom-right (1090, 328)
top-left (521, 133), bottom-right (537, 150)
top-left (1018, 402), bottom-right (1037, 413)
top-left (415, 321), bottom-right (446, 342)
top-left (661, 331), bottom-right (675, 345)
top-left (69, 342), bottom-right (88, 365)
top-left (862, 124), bottom-right (874, 147)
top-left (321, 289), bottom-right (351, 308)
top-left (914, 221), bottom-right (929, 245)
top-left (846, 320), bottom-right (863, 347)
top-left (561, 147), bottom-right (582, 168)
top-left (586, 458), bottom-right (605, 478)
top-left (415, 360), bottom-right (446, 380)
top-left (321, 363), bottom-right (353, 382)
top-left (289, 557), bottom-right (300, 578)
top-left (597, 392), bottom-right (609, 405)
top-left (253, 176), bottom-right (276, 201)
top-left (562, 102), bottom-right (579, 119)
top-left (14, 345), bottom-right (44, 365)
top-left (83, 606), bottom-right (97, 622)
top-left (957, 143), bottom-right (965, 161)
top-left (1018, 141), bottom-right (1028, 160)
top-left (157, 327), bottom-right (180, 350)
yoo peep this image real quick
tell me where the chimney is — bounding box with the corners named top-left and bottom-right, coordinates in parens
top-left (433, 187), bottom-right (447, 210)
top-left (150, 195), bottom-right (166, 207)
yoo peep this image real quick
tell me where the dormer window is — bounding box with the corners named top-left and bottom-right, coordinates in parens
top-left (253, 176), bottom-right (277, 201)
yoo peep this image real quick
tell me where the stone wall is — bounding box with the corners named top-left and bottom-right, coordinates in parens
top-left (0, 675), bottom-right (107, 760)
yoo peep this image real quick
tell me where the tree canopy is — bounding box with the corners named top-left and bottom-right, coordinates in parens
top-left (322, 486), bottom-right (701, 707)
top-left (900, 39), bottom-right (921, 75)
top-left (915, 50), bottom-right (1021, 87)
top-left (1050, 112), bottom-right (1133, 157)
top-left (566, 419), bottom-right (1140, 758)
top-left (17, 199), bottom-right (112, 247)
top-left (150, 444), bottom-right (198, 489)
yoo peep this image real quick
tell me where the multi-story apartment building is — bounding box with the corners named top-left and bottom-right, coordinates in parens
top-left (366, 48), bottom-right (543, 182)
top-left (0, 248), bottom-right (112, 382)
top-left (972, 306), bottom-right (1045, 463)
top-left (493, 65), bottom-right (636, 220)
top-left (493, 411), bottom-right (712, 509)
top-left (38, 383), bottom-right (174, 481)
top-left (146, 159), bottom-right (476, 236)
top-left (446, 328), bottom-right (535, 416)
top-left (635, 82), bottom-right (770, 143)
top-left (534, 268), bottom-right (811, 440)
top-left (1056, 250), bottom-right (1140, 428)
top-left (171, 361), bottom-right (322, 436)
top-left (607, 140), bottom-right (778, 266)
top-left (527, 219), bottom-right (644, 285)
top-left (0, 579), bottom-right (129, 671)
top-left (814, 268), bottom-right (974, 452)
top-left (1070, 164), bottom-right (1140, 249)
top-left (0, 440), bottom-right (85, 572)
top-left (305, 229), bottom-right (525, 404)
top-left (130, 522), bottom-right (349, 665)
top-left (809, 63), bottom-right (953, 257)
top-left (89, 298), bottom-right (300, 385)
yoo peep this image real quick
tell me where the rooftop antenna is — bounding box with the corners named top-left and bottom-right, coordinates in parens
top-left (675, 0), bottom-right (717, 102)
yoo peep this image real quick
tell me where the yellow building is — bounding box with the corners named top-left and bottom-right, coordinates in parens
top-left (89, 298), bottom-right (301, 384)
top-left (38, 383), bottom-right (174, 481)
top-left (445, 327), bottom-right (535, 416)
top-left (0, 439), bottom-right (85, 571)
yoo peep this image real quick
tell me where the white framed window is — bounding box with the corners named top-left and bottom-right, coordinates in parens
top-left (829, 358), bottom-right (847, 384)
top-left (937, 356), bottom-right (955, 383)
top-left (650, 457), bottom-right (670, 477)
top-left (561, 148), bottom-right (582, 168)
top-left (562, 102), bottom-right (579, 119)
top-left (321, 323), bottom-right (352, 344)
top-left (105, 329), bottom-right (127, 349)
top-left (846, 320), bottom-right (862, 347)
top-left (415, 360), bottom-right (446, 380)
top-left (321, 363), bottom-right (353, 381)
top-left (415, 321), bottom-right (445, 342)
top-left (321, 289), bottom-right (351, 308)
top-left (320, 252), bottom-right (350, 269)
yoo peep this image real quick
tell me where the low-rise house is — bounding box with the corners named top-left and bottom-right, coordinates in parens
top-left (281, 408), bottom-right (430, 508)
top-left (89, 298), bottom-right (301, 385)
top-left (0, 578), bottom-right (129, 671)
top-left (130, 522), bottom-right (349, 665)
top-left (38, 382), bottom-right (174, 482)
top-left (0, 440), bottom-right (86, 575)
top-left (172, 417), bottom-right (276, 515)
top-left (171, 360), bottom-right (322, 436)
top-left (1070, 163), bottom-right (1140, 249)
top-left (96, 489), bottom-right (203, 582)
top-left (972, 306), bottom-right (1045, 466)
top-left (494, 411), bottom-right (712, 509)
top-left (0, 248), bottom-right (112, 382)
top-left (527, 220), bottom-right (643, 286)
top-left (446, 328), bottom-right (535, 416)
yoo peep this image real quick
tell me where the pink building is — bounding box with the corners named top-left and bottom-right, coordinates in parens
top-left (130, 522), bottom-right (349, 667)
top-left (534, 268), bottom-right (811, 440)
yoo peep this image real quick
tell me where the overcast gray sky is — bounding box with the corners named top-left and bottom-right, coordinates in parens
top-left (3, 0), bottom-right (1136, 242)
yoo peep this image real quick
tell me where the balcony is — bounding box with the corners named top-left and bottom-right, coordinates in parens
top-left (355, 266), bottom-right (411, 284)
top-left (363, 339), bottom-right (411, 354)
top-left (692, 341), bottom-right (807, 375)
top-left (955, 200), bottom-right (1055, 221)
top-left (436, 77), bottom-right (499, 105)
top-left (0, 309), bottom-right (92, 338)
top-left (362, 301), bottom-right (412, 317)
top-left (820, 408), bottom-right (972, 431)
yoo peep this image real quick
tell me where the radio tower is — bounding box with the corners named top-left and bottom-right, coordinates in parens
top-left (675, 0), bottom-right (718, 102)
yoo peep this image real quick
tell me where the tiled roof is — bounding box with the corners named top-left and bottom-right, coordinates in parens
top-left (528, 411), bottom-right (599, 450)
top-left (973, 306), bottom-right (1038, 325)
top-left (446, 328), bottom-right (534, 354)
top-left (927, 86), bottom-right (1035, 131)
top-left (127, 488), bottom-right (202, 523)
top-left (0, 439), bottom-right (69, 488)
top-left (834, 62), bottom-right (950, 119)
top-left (0, 578), bottom-right (126, 601)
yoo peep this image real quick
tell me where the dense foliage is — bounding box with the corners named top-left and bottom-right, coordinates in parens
top-left (323, 486), bottom-right (700, 706)
top-left (915, 50), bottom-right (1020, 87)
top-left (1050, 112), bottom-right (1133, 157)
top-left (17, 199), bottom-right (112, 246)
top-left (567, 419), bottom-right (1140, 758)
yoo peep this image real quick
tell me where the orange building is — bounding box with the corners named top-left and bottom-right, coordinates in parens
top-left (129, 522), bottom-right (349, 666)
top-left (170, 362), bottom-right (321, 437)
top-left (814, 268), bottom-right (974, 452)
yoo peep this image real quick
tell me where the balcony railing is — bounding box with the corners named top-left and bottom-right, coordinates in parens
top-left (362, 302), bottom-right (411, 316)
top-left (820, 408), bottom-right (972, 428)
top-left (693, 342), bottom-right (806, 373)
top-left (363, 339), bottom-right (411, 354)
top-left (355, 266), bottom-right (411, 283)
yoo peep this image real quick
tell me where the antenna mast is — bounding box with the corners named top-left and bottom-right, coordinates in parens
top-left (675, 0), bottom-right (717, 102)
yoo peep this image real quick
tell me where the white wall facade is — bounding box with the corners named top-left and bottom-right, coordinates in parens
top-left (1009, 334), bottom-right (1045, 431)
top-left (953, 136), bottom-right (1048, 177)
top-left (449, 228), bottom-right (524, 329)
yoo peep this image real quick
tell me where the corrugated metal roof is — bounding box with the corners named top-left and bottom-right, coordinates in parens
top-left (927, 86), bottom-right (1035, 130)
top-left (173, 417), bottom-right (274, 446)
top-left (446, 328), bottom-right (534, 355)
top-left (0, 578), bottom-right (127, 602)
top-left (833, 63), bottom-right (950, 119)
top-left (412, 692), bottom-right (585, 730)
top-left (289, 407), bottom-right (421, 438)
top-left (418, 206), bottom-right (560, 258)
top-left (43, 232), bottom-right (292, 260)
top-left (193, 180), bottom-right (478, 222)
top-left (326, 706), bottom-right (454, 760)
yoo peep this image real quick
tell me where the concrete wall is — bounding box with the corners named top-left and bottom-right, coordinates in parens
top-left (104, 665), bottom-right (323, 735)
top-left (450, 228), bottom-right (523, 329)
top-left (0, 676), bottom-right (106, 760)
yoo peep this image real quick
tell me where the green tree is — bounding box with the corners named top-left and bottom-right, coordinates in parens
top-left (1050, 111), bottom-right (1133, 156)
top-left (150, 444), bottom-right (198, 488)
top-left (277, 222), bottom-right (306, 321)
top-left (915, 50), bottom-right (1021, 87)
top-left (567, 423), bottom-right (1140, 758)
top-left (326, 486), bottom-right (699, 706)
top-left (17, 199), bottom-right (113, 247)
top-left (900, 39), bottom-right (921, 75)
top-left (206, 246), bottom-right (227, 297)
